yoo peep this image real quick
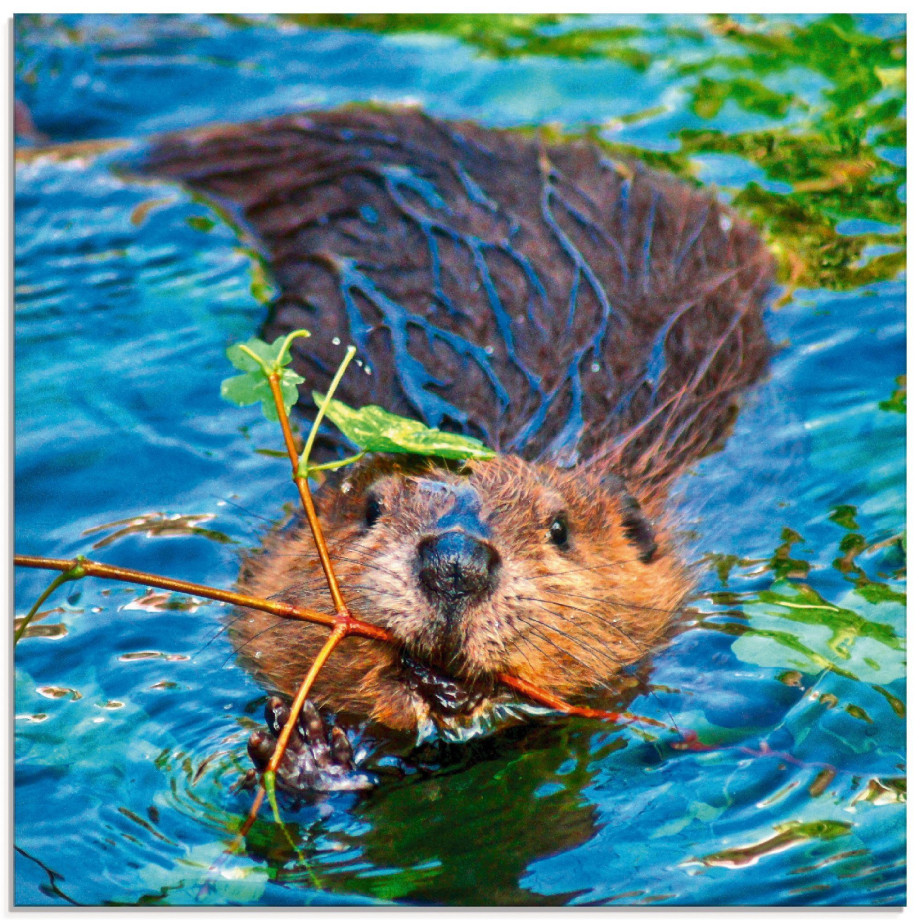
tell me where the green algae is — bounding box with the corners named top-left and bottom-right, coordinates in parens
top-left (288, 13), bottom-right (906, 295)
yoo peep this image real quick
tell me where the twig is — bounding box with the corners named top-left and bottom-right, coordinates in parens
top-left (268, 371), bottom-right (349, 617)
top-left (232, 624), bottom-right (347, 844)
top-left (13, 554), bottom-right (390, 643)
top-left (14, 565), bottom-right (83, 645)
top-left (498, 673), bottom-right (669, 730)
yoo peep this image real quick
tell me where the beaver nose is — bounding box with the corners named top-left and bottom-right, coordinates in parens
top-left (417, 530), bottom-right (500, 604)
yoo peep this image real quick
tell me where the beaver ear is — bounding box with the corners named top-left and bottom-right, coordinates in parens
top-left (600, 474), bottom-right (658, 564)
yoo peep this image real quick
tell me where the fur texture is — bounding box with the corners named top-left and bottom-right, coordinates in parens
top-left (147, 108), bottom-right (774, 735)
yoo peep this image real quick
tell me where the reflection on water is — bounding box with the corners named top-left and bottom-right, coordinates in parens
top-left (14, 13), bottom-right (904, 906)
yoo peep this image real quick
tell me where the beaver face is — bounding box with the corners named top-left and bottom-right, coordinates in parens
top-left (237, 454), bottom-right (689, 735)
top-left (312, 456), bottom-right (689, 720)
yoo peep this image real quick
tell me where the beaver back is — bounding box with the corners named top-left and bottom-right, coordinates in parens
top-left (148, 107), bottom-right (773, 496)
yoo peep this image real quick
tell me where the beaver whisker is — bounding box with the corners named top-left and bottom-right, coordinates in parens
top-left (502, 619), bottom-right (543, 669)
top-left (344, 586), bottom-right (411, 605)
top-left (340, 559), bottom-right (409, 587)
top-left (291, 582), bottom-right (409, 606)
top-left (521, 612), bottom-right (634, 679)
top-left (511, 614), bottom-right (620, 696)
top-left (527, 588), bottom-right (671, 642)
top-left (241, 550), bottom-right (331, 561)
top-left (539, 585), bottom-right (681, 619)
top-left (337, 549), bottom-right (411, 584)
top-left (213, 495), bottom-right (281, 529)
top-left (524, 605), bottom-right (650, 673)
top-left (503, 617), bottom-right (591, 688)
top-left (516, 607), bottom-right (628, 674)
top-left (279, 576), bottom-right (409, 606)
top-left (263, 582), bottom-right (329, 605)
top-left (199, 608), bottom-right (252, 656)
top-left (516, 594), bottom-right (654, 656)
top-left (262, 544), bottom-right (411, 587)
top-left (523, 559), bottom-right (629, 581)
top-left (223, 617), bottom-right (303, 670)
top-left (538, 608), bottom-right (655, 663)
top-left (344, 581), bottom-right (407, 596)
top-left (334, 540), bottom-right (406, 564)
top-left (242, 544), bottom-right (374, 568)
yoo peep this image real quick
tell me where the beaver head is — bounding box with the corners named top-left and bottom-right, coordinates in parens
top-left (236, 455), bottom-right (689, 739)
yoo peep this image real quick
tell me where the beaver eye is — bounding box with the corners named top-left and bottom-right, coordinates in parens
top-left (364, 494), bottom-right (383, 528)
top-left (548, 514), bottom-right (569, 548)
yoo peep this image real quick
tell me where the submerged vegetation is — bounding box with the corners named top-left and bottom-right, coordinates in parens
top-left (271, 13), bottom-right (906, 292)
top-left (15, 13), bottom-right (905, 295)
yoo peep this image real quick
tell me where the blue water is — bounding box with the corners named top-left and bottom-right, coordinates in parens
top-left (14, 14), bottom-right (905, 906)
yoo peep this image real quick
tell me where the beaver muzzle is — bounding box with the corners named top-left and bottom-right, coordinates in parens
top-left (417, 530), bottom-right (500, 607)
top-left (414, 480), bottom-right (501, 623)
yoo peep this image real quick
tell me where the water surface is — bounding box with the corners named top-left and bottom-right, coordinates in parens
top-left (14, 13), bottom-right (905, 906)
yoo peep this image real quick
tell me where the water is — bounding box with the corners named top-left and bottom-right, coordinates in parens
top-left (14, 14), bottom-right (905, 906)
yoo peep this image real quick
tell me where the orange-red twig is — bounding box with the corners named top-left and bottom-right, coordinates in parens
top-left (13, 554), bottom-right (390, 644)
top-left (229, 374), bottom-right (379, 837)
top-left (14, 554), bottom-right (653, 728)
top-left (234, 623), bottom-right (348, 843)
top-left (14, 556), bottom-right (658, 725)
top-left (498, 673), bottom-right (668, 730)
top-left (268, 372), bottom-right (349, 617)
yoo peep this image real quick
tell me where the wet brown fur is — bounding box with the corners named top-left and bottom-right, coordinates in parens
top-left (148, 107), bottom-right (774, 735)
top-left (235, 456), bottom-right (687, 733)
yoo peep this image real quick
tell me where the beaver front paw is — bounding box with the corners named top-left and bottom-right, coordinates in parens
top-left (245, 696), bottom-right (376, 795)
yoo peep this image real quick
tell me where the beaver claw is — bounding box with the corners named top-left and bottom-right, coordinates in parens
top-left (245, 697), bottom-right (376, 795)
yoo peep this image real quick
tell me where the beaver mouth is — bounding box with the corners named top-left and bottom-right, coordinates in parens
top-left (399, 652), bottom-right (495, 719)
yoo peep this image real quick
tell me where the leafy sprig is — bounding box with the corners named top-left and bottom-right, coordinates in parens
top-left (220, 329), bottom-right (495, 471)
top-left (313, 394), bottom-right (495, 462)
top-left (220, 330), bottom-right (308, 422)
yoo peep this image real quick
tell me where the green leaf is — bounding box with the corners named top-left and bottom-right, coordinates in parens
top-left (226, 338), bottom-right (276, 373)
top-left (222, 333), bottom-right (308, 422)
top-left (221, 367), bottom-right (304, 423)
top-left (226, 333), bottom-right (304, 374)
top-left (314, 394), bottom-right (496, 461)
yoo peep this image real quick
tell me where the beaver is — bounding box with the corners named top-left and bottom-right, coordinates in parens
top-left (147, 107), bottom-right (774, 792)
